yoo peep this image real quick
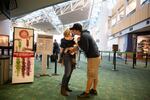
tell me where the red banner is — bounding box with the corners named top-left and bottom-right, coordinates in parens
top-left (13, 52), bottom-right (34, 58)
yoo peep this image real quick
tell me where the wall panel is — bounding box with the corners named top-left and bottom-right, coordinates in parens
top-left (111, 4), bottom-right (150, 35)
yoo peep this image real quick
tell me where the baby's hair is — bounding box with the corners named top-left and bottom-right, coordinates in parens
top-left (63, 28), bottom-right (71, 37)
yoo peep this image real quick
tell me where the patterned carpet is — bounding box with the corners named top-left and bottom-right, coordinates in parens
top-left (0, 56), bottom-right (150, 100)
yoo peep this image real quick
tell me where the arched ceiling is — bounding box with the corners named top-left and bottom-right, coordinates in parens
top-left (11, 0), bottom-right (93, 34)
top-left (1, 0), bottom-right (108, 35)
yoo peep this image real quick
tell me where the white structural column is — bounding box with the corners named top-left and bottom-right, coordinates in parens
top-left (0, 20), bottom-right (11, 35)
top-left (0, 19), bottom-right (14, 41)
top-left (89, 0), bottom-right (110, 51)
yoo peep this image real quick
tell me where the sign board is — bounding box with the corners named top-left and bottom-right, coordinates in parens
top-left (112, 44), bottom-right (118, 51)
top-left (36, 34), bottom-right (53, 55)
top-left (0, 34), bottom-right (9, 46)
top-left (36, 34), bottom-right (53, 75)
top-left (12, 27), bottom-right (34, 84)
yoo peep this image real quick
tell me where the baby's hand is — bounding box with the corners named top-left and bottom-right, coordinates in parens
top-left (77, 37), bottom-right (80, 41)
top-left (69, 47), bottom-right (76, 52)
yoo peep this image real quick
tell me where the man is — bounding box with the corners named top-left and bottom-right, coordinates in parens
top-left (70, 23), bottom-right (100, 98)
top-left (53, 39), bottom-right (60, 55)
top-left (51, 39), bottom-right (60, 63)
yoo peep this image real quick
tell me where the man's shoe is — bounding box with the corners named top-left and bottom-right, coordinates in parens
top-left (77, 92), bottom-right (90, 98)
top-left (89, 89), bottom-right (98, 95)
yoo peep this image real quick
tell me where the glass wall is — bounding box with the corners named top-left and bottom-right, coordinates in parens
top-left (126, 0), bottom-right (136, 16)
top-left (140, 0), bottom-right (149, 5)
top-left (117, 7), bottom-right (125, 22)
top-left (111, 16), bottom-right (117, 26)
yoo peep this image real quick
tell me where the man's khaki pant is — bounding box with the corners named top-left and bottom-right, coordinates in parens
top-left (87, 57), bottom-right (100, 80)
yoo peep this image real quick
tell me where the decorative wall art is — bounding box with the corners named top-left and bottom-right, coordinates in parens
top-left (12, 27), bottom-right (34, 84)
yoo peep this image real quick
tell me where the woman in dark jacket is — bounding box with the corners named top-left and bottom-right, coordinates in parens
top-left (59, 28), bottom-right (77, 96)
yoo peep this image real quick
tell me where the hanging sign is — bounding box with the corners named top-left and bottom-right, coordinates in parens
top-left (12, 27), bottom-right (34, 83)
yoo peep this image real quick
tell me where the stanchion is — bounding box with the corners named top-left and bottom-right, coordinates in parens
top-left (101, 52), bottom-right (103, 60)
top-left (76, 50), bottom-right (81, 68)
top-left (108, 52), bottom-right (110, 61)
top-left (145, 53), bottom-right (148, 68)
top-left (132, 52), bottom-right (136, 69)
top-left (112, 51), bottom-right (118, 71)
top-left (78, 50), bottom-right (81, 61)
top-left (52, 54), bottom-right (59, 76)
top-left (40, 54), bottom-right (42, 61)
top-left (125, 52), bottom-right (127, 64)
top-left (47, 55), bottom-right (50, 69)
top-left (2, 48), bottom-right (4, 55)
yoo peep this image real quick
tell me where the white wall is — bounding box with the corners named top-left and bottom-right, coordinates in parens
top-left (118, 35), bottom-right (127, 52)
top-left (0, 19), bottom-right (13, 42)
top-left (90, 1), bottom-right (109, 51)
top-left (0, 20), bottom-right (11, 35)
top-left (53, 34), bottom-right (63, 44)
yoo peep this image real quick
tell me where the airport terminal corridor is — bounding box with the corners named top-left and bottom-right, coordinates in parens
top-left (0, 0), bottom-right (150, 100)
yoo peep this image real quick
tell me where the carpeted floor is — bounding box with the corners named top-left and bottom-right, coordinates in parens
top-left (0, 56), bottom-right (150, 100)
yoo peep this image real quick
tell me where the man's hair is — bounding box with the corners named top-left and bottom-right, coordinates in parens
top-left (70, 23), bottom-right (82, 32)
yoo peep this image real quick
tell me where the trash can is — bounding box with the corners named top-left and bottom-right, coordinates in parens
top-left (0, 56), bottom-right (10, 85)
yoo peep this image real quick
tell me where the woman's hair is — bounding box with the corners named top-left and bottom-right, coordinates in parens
top-left (63, 28), bottom-right (71, 37)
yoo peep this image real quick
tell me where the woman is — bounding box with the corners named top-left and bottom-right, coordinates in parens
top-left (59, 28), bottom-right (77, 96)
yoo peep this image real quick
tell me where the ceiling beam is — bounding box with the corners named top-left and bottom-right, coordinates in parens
top-left (10, 0), bottom-right (70, 18)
